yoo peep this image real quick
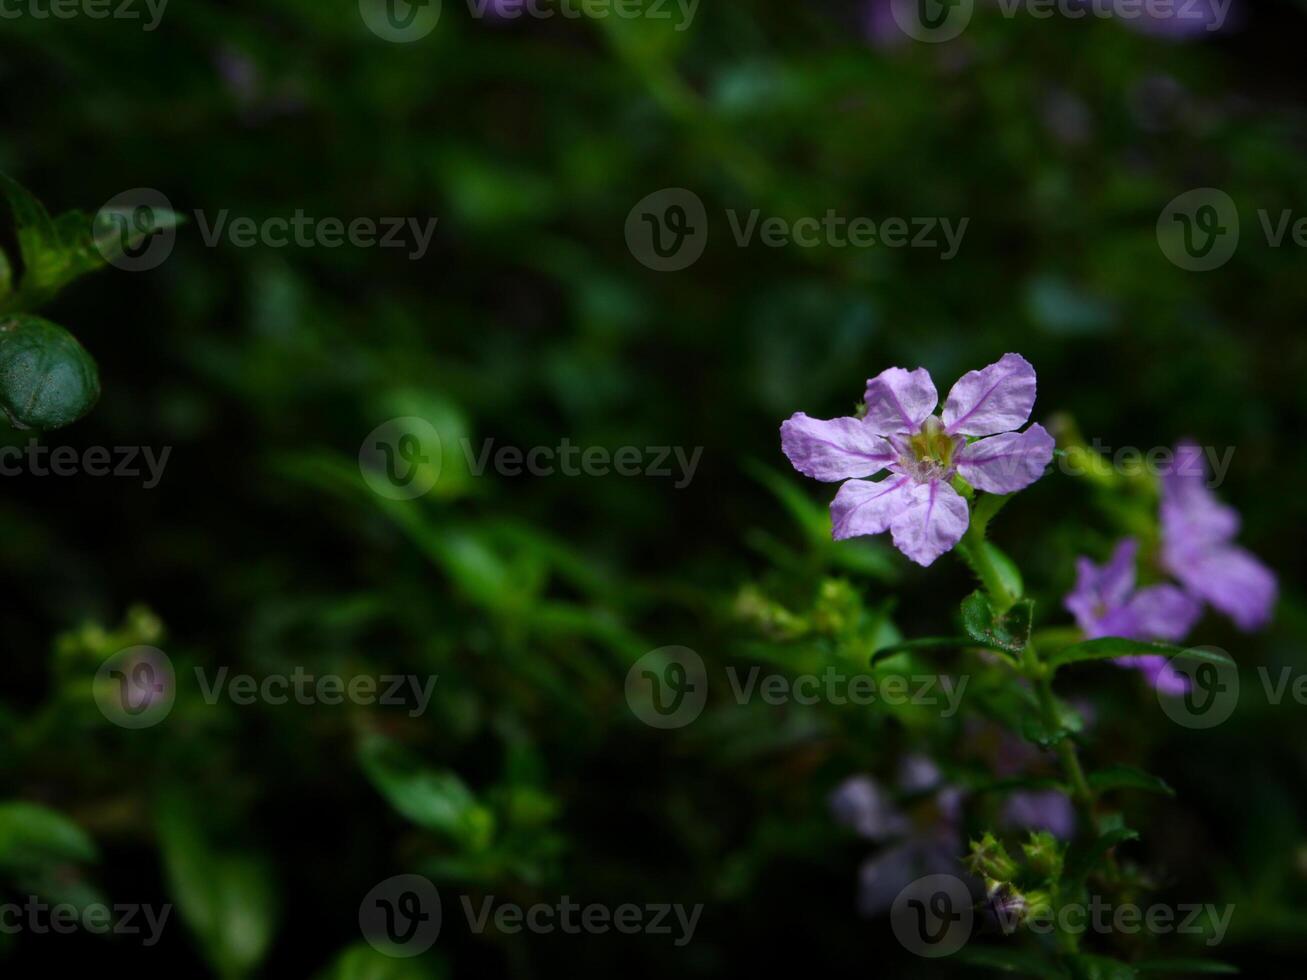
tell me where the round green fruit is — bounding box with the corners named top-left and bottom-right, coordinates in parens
top-left (0, 315), bottom-right (100, 430)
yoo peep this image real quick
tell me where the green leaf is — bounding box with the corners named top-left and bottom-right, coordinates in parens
top-left (157, 793), bottom-right (278, 980)
top-left (1050, 638), bottom-right (1234, 670)
top-left (0, 171), bottom-right (60, 281)
top-left (1064, 827), bottom-right (1139, 887)
top-left (0, 801), bottom-right (98, 871)
top-left (1135, 960), bottom-right (1238, 975)
top-left (1062, 954), bottom-right (1137, 980)
top-left (1087, 765), bottom-right (1175, 797)
top-left (358, 734), bottom-right (495, 850)
top-left (961, 591), bottom-right (1033, 654)
top-left (983, 540), bottom-right (1024, 600)
top-left (0, 171), bottom-right (182, 310)
top-left (318, 943), bottom-right (447, 980)
top-left (869, 635), bottom-right (998, 665)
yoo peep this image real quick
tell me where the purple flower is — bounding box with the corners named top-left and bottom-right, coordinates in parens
top-left (1064, 538), bottom-right (1200, 693)
top-left (1159, 442), bottom-right (1276, 631)
top-left (781, 354), bottom-right (1054, 566)
top-left (830, 756), bottom-right (964, 916)
top-left (1001, 790), bottom-right (1075, 840)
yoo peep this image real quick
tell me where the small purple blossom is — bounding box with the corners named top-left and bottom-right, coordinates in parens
top-left (1159, 442), bottom-right (1277, 631)
top-left (781, 354), bottom-right (1054, 566)
top-left (1064, 538), bottom-right (1200, 693)
top-left (830, 756), bottom-right (964, 916)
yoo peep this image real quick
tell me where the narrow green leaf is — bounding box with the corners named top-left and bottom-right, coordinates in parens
top-left (1050, 638), bottom-right (1233, 670)
top-left (870, 636), bottom-right (998, 664)
top-left (1087, 765), bottom-right (1175, 798)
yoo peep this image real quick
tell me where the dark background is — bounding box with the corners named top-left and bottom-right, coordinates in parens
top-left (2, 0), bottom-right (1306, 975)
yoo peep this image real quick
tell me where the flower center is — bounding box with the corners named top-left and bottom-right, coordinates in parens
top-left (901, 417), bottom-right (957, 482)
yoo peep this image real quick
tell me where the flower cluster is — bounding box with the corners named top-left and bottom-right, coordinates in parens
top-left (1064, 442), bottom-right (1276, 690)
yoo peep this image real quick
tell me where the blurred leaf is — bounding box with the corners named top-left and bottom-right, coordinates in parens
top-left (0, 801), bottom-right (98, 870)
top-left (358, 734), bottom-right (495, 851)
top-left (318, 943), bottom-right (446, 980)
top-left (1134, 960), bottom-right (1238, 975)
top-left (157, 793), bottom-right (278, 980)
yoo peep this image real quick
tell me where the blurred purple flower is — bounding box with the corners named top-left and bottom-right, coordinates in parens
top-left (830, 756), bottom-right (964, 916)
top-left (1001, 790), bottom-right (1075, 839)
top-left (1160, 442), bottom-right (1276, 631)
top-left (1064, 538), bottom-right (1199, 693)
top-left (781, 354), bottom-right (1053, 566)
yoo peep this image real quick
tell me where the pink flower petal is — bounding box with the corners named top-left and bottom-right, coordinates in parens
top-left (780, 412), bottom-right (896, 482)
top-left (862, 366), bottom-right (938, 436)
top-left (830, 476), bottom-right (914, 540)
top-left (888, 480), bottom-right (969, 567)
top-left (942, 353), bottom-right (1038, 437)
top-left (954, 424), bottom-right (1054, 494)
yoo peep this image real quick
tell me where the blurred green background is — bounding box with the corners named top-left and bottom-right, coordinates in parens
top-left (2, 0), bottom-right (1307, 974)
